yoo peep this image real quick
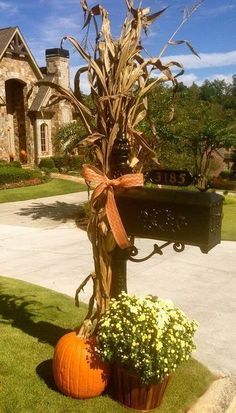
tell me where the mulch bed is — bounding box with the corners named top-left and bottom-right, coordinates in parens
top-left (0, 178), bottom-right (44, 190)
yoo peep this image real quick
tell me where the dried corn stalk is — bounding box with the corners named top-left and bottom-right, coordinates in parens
top-left (35, 0), bottom-right (203, 336)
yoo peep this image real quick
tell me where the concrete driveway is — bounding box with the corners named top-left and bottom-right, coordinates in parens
top-left (0, 191), bottom-right (235, 376)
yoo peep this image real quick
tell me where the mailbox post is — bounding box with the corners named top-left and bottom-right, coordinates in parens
top-left (110, 135), bottom-right (224, 298)
top-left (110, 134), bottom-right (131, 297)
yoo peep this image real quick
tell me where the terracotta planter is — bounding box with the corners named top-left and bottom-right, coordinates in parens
top-left (111, 365), bottom-right (170, 412)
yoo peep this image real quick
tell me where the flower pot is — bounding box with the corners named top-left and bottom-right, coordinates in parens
top-left (111, 365), bottom-right (170, 412)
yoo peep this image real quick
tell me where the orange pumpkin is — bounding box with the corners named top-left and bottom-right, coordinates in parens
top-left (52, 331), bottom-right (109, 399)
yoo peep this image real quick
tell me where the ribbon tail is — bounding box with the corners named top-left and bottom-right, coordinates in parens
top-left (91, 182), bottom-right (107, 204)
top-left (106, 189), bottom-right (130, 250)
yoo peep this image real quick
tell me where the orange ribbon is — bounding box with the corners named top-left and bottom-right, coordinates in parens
top-left (82, 164), bottom-right (144, 250)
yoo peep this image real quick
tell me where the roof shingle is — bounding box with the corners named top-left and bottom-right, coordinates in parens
top-left (28, 74), bottom-right (55, 112)
top-left (0, 27), bottom-right (17, 59)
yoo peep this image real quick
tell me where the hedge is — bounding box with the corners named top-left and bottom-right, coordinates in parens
top-left (67, 155), bottom-right (84, 171)
top-left (212, 177), bottom-right (236, 190)
top-left (0, 167), bottom-right (42, 185)
top-left (0, 160), bottom-right (8, 167)
top-left (9, 161), bottom-right (22, 168)
top-left (51, 155), bottom-right (84, 172)
top-left (0, 161), bottom-right (22, 169)
top-left (219, 170), bottom-right (233, 180)
top-left (51, 156), bottom-right (65, 172)
top-left (39, 158), bottom-right (55, 170)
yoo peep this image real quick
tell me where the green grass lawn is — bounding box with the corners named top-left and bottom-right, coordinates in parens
top-left (222, 196), bottom-right (236, 241)
top-left (0, 276), bottom-right (213, 413)
top-left (0, 179), bottom-right (86, 203)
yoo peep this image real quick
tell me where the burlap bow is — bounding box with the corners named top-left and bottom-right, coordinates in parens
top-left (82, 164), bottom-right (144, 249)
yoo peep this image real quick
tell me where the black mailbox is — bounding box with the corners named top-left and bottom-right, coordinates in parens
top-left (115, 188), bottom-right (223, 253)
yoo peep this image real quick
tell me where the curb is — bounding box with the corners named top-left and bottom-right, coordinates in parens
top-left (187, 376), bottom-right (236, 413)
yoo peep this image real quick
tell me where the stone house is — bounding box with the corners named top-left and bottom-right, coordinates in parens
top-left (0, 26), bottom-right (73, 165)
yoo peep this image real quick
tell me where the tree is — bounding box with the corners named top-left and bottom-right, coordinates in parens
top-left (172, 95), bottom-right (236, 177)
top-left (142, 83), bottom-right (236, 176)
top-left (55, 121), bottom-right (87, 154)
top-left (200, 77), bottom-right (236, 110)
top-left (55, 121), bottom-right (86, 154)
top-left (200, 79), bottom-right (230, 102)
top-left (187, 122), bottom-right (235, 177)
top-left (55, 93), bottom-right (93, 154)
top-left (232, 74), bottom-right (236, 96)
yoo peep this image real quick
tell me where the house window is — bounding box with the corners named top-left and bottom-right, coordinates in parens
top-left (40, 123), bottom-right (48, 153)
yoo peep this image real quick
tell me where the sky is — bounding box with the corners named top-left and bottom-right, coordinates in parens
top-left (0, 0), bottom-right (236, 93)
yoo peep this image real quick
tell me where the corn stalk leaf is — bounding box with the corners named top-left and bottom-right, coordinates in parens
top-left (168, 39), bottom-right (200, 58)
top-left (74, 66), bottom-right (89, 101)
top-left (34, 80), bottom-right (93, 134)
top-left (128, 126), bottom-right (159, 163)
top-left (79, 132), bottom-right (104, 147)
top-left (146, 7), bottom-right (168, 23)
top-left (80, 0), bottom-right (88, 12)
top-left (34, 1), bottom-right (202, 175)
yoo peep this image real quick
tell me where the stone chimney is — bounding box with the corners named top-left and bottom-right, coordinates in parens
top-left (45, 48), bottom-right (70, 90)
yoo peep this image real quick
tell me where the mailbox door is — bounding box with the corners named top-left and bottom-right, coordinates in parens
top-left (115, 188), bottom-right (223, 253)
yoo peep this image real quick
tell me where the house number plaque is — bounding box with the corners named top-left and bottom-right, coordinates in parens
top-left (146, 169), bottom-right (194, 187)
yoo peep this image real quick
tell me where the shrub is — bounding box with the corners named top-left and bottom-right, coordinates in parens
top-left (231, 151), bottom-right (236, 162)
top-left (0, 167), bottom-right (42, 185)
top-left (231, 166), bottom-right (236, 177)
top-left (68, 155), bottom-right (84, 171)
top-left (9, 161), bottom-right (22, 168)
top-left (75, 202), bottom-right (90, 230)
top-left (51, 154), bottom-right (84, 172)
top-left (0, 160), bottom-right (8, 166)
top-left (213, 180), bottom-right (236, 190)
top-left (38, 157), bottom-right (55, 170)
top-left (51, 156), bottom-right (66, 172)
top-left (219, 170), bottom-right (231, 179)
top-left (40, 167), bottom-right (51, 177)
top-left (0, 161), bottom-right (22, 169)
top-left (75, 202), bottom-right (90, 220)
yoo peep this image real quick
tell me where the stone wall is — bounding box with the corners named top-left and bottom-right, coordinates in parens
top-left (0, 55), bottom-right (39, 162)
top-left (46, 55), bottom-right (70, 90)
top-left (46, 53), bottom-right (73, 150)
top-left (0, 49), bottom-right (74, 164)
